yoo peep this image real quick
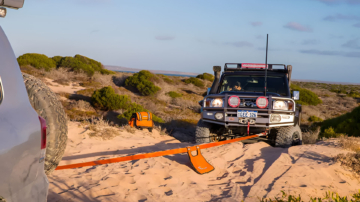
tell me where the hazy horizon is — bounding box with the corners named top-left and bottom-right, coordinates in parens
top-left (1, 0), bottom-right (359, 83)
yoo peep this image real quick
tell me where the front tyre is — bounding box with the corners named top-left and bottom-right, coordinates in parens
top-left (195, 120), bottom-right (215, 143)
top-left (274, 125), bottom-right (302, 147)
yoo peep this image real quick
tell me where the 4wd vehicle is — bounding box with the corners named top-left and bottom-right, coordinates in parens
top-left (196, 63), bottom-right (302, 147)
top-left (0, 1), bottom-right (68, 201)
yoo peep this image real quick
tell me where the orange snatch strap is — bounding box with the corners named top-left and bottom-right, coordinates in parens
top-left (55, 134), bottom-right (262, 171)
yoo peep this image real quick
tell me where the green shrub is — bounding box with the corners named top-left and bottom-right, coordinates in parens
top-left (320, 106), bottom-right (360, 137)
top-left (167, 91), bottom-right (182, 98)
top-left (290, 84), bottom-right (322, 106)
top-left (261, 190), bottom-right (360, 202)
top-left (196, 73), bottom-right (214, 82)
top-left (17, 53), bottom-right (56, 71)
top-left (117, 103), bottom-right (164, 123)
top-left (125, 70), bottom-right (161, 96)
top-left (91, 86), bottom-right (131, 110)
top-left (58, 56), bottom-right (95, 76)
top-left (56, 54), bottom-right (115, 76)
top-left (308, 115), bottom-right (323, 122)
top-left (77, 88), bottom-right (96, 96)
top-left (52, 56), bottom-right (63, 67)
top-left (162, 76), bottom-right (174, 84)
top-left (184, 77), bottom-right (204, 87)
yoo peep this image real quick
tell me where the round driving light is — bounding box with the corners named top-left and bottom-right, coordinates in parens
top-left (271, 114), bottom-right (281, 122)
top-left (215, 113), bottom-right (224, 120)
top-left (211, 98), bottom-right (223, 107)
top-left (256, 96), bottom-right (268, 109)
top-left (228, 96), bottom-right (240, 108)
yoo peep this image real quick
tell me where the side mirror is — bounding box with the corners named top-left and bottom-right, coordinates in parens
top-left (292, 91), bottom-right (300, 100)
top-left (207, 87), bottom-right (211, 95)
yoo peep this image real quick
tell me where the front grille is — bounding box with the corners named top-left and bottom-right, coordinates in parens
top-left (239, 98), bottom-right (258, 108)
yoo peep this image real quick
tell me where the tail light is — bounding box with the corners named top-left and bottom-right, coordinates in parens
top-left (256, 97), bottom-right (268, 108)
top-left (38, 116), bottom-right (47, 163)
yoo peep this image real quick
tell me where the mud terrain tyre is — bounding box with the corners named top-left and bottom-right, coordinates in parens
top-left (22, 73), bottom-right (68, 175)
top-left (274, 125), bottom-right (302, 147)
top-left (195, 120), bottom-right (215, 143)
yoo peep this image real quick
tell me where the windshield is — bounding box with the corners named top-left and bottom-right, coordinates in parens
top-left (219, 74), bottom-right (289, 96)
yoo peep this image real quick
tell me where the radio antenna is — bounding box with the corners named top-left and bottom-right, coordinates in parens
top-left (264, 34), bottom-right (269, 96)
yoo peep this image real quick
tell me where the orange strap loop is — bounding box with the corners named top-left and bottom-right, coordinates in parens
top-left (55, 134), bottom-right (262, 170)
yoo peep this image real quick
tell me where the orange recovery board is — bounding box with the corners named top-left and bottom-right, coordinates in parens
top-left (187, 146), bottom-right (214, 174)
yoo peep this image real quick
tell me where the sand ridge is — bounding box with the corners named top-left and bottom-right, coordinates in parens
top-left (47, 122), bottom-right (360, 202)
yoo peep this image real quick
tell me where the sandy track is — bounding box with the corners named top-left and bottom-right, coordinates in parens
top-left (48, 122), bottom-right (360, 202)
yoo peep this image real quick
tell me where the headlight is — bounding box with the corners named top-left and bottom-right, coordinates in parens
top-left (211, 98), bottom-right (223, 107)
top-left (273, 101), bottom-right (288, 110)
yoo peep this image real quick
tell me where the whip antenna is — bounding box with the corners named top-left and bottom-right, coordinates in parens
top-left (264, 34), bottom-right (269, 96)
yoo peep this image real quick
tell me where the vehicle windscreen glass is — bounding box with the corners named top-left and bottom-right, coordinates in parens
top-left (219, 75), bottom-right (288, 96)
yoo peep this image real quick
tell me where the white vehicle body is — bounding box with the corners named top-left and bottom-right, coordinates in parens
top-left (0, 26), bottom-right (48, 201)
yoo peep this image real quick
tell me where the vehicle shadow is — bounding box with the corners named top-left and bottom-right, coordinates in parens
top-left (210, 144), bottom-right (335, 201)
top-left (62, 139), bottom-right (194, 161)
top-left (47, 177), bottom-right (101, 202)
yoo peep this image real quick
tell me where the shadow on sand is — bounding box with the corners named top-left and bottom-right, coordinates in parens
top-left (209, 144), bottom-right (334, 201)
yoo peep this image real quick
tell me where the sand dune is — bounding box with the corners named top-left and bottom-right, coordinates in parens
top-left (47, 122), bottom-right (360, 202)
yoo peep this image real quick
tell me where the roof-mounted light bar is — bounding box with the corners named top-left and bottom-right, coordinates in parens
top-left (224, 63), bottom-right (287, 72)
top-left (0, 0), bottom-right (24, 10)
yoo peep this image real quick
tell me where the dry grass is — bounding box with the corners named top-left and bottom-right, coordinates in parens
top-left (335, 152), bottom-right (360, 175)
top-left (112, 73), bottom-right (131, 87)
top-left (45, 67), bottom-right (89, 83)
top-left (20, 65), bottom-right (46, 78)
top-left (81, 116), bottom-right (120, 140)
top-left (339, 136), bottom-right (360, 152)
top-left (301, 124), bottom-right (321, 144)
top-left (334, 136), bottom-right (360, 175)
top-left (154, 125), bottom-right (169, 136)
top-left (56, 92), bottom-right (71, 99)
top-left (69, 100), bottom-right (95, 111)
top-left (121, 125), bottom-right (136, 134)
top-left (77, 88), bottom-right (96, 96)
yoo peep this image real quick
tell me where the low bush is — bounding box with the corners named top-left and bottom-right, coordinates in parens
top-left (117, 103), bottom-right (164, 123)
top-left (290, 84), bottom-right (322, 106)
top-left (184, 77), bottom-right (204, 87)
top-left (335, 152), bottom-right (360, 175)
top-left (158, 74), bottom-right (174, 84)
top-left (196, 73), bottom-right (214, 82)
top-left (77, 88), bottom-right (96, 96)
top-left (65, 109), bottom-right (99, 121)
top-left (91, 86), bottom-right (131, 110)
top-left (79, 80), bottom-right (102, 88)
top-left (308, 115), bottom-right (323, 122)
top-left (57, 54), bottom-right (115, 76)
top-left (17, 53), bottom-right (56, 71)
top-left (163, 77), bottom-right (174, 84)
top-left (320, 106), bottom-right (360, 137)
top-left (125, 70), bottom-right (161, 96)
top-left (167, 91), bottom-right (182, 98)
top-left (52, 56), bottom-right (63, 67)
top-left (261, 190), bottom-right (360, 202)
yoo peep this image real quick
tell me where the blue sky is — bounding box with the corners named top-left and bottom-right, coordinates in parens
top-left (1, 0), bottom-right (360, 82)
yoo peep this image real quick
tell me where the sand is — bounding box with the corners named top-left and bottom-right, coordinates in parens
top-left (47, 121), bottom-right (360, 202)
top-left (44, 78), bottom-right (85, 94)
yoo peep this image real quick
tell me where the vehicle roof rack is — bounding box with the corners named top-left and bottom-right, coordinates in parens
top-left (224, 63), bottom-right (288, 72)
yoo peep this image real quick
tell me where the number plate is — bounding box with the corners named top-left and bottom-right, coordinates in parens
top-left (237, 110), bottom-right (258, 118)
